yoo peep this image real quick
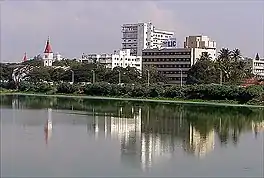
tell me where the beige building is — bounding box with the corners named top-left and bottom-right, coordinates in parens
top-left (142, 48), bottom-right (208, 84)
top-left (184, 35), bottom-right (217, 60)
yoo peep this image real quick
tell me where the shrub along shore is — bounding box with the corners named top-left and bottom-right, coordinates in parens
top-left (1, 81), bottom-right (264, 106)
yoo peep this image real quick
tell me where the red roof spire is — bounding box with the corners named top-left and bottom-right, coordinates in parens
top-left (44, 36), bottom-right (53, 53)
top-left (23, 52), bottom-right (27, 62)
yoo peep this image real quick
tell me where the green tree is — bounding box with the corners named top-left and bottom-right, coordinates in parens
top-left (141, 66), bottom-right (168, 84)
top-left (187, 54), bottom-right (219, 84)
top-left (231, 48), bottom-right (242, 62)
top-left (26, 66), bottom-right (51, 83)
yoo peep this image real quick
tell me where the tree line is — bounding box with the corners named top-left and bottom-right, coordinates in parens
top-left (0, 48), bottom-right (258, 85)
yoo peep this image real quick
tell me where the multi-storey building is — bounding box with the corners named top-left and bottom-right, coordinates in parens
top-left (184, 35), bottom-right (217, 60)
top-left (112, 49), bottom-right (142, 71)
top-left (79, 53), bottom-right (100, 64)
top-left (142, 48), bottom-right (207, 84)
top-left (79, 49), bottom-right (142, 71)
top-left (121, 22), bottom-right (174, 56)
top-left (244, 54), bottom-right (264, 79)
top-left (98, 54), bottom-right (112, 68)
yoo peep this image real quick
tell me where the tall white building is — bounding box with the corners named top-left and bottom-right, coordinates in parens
top-left (184, 35), bottom-right (217, 60)
top-left (121, 22), bottom-right (174, 56)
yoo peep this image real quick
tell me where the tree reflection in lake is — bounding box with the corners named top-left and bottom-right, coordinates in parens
top-left (1, 95), bottom-right (264, 171)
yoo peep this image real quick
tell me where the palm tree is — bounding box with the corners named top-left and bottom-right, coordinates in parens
top-left (231, 48), bottom-right (242, 62)
top-left (217, 48), bottom-right (232, 83)
top-left (199, 52), bottom-right (212, 61)
top-left (218, 48), bottom-right (232, 62)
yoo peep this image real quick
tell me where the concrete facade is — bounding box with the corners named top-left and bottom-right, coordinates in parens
top-left (184, 35), bottom-right (217, 60)
top-left (79, 49), bottom-right (142, 71)
top-left (142, 48), bottom-right (212, 84)
top-left (112, 49), bottom-right (142, 71)
top-left (121, 22), bottom-right (174, 56)
top-left (244, 57), bottom-right (264, 79)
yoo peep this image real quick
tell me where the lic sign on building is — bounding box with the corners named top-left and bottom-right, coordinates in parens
top-left (161, 38), bottom-right (177, 49)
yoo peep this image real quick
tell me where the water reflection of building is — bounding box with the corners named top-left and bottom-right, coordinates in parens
top-left (44, 108), bottom-right (53, 145)
top-left (87, 106), bottom-right (214, 170)
top-left (252, 120), bottom-right (264, 138)
top-left (183, 125), bottom-right (215, 158)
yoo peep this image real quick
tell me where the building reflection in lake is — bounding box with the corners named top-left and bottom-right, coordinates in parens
top-left (44, 108), bottom-right (53, 145)
top-left (86, 106), bottom-right (216, 170)
top-left (252, 120), bottom-right (264, 138)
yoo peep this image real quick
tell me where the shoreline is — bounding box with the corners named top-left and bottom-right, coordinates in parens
top-left (1, 92), bottom-right (263, 108)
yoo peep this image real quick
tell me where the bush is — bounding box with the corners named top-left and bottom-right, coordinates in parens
top-left (83, 82), bottom-right (112, 96)
top-left (35, 83), bottom-right (54, 93)
top-left (130, 85), bottom-right (148, 97)
top-left (18, 82), bottom-right (37, 92)
top-left (5, 81), bottom-right (264, 105)
top-left (57, 83), bottom-right (79, 94)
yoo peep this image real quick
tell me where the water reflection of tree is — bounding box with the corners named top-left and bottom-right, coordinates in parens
top-left (3, 95), bottom-right (264, 147)
top-left (141, 103), bottom-right (263, 146)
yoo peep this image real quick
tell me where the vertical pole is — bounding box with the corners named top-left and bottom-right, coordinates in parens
top-left (71, 70), bottom-right (74, 83)
top-left (147, 70), bottom-right (150, 86)
top-left (92, 70), bottom-right (95, 84)
top-left (220, 69), bottom-right (223, 85)
top-left (118, 71), bottom-right (121, 84)
top-left (180, 69), bottom-right (182, 87)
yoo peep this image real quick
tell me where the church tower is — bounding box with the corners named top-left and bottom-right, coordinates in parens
top-left (43, 37), bottom-right (53, 66)
top-left (22, 52), bottom-right (27, 62)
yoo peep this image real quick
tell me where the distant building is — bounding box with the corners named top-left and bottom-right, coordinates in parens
top-left (184, 35), bottom-right (217, 60)
top-left (244, 53), bottom-right (264, 79)
top-left (112, 49), bottom-right (142, 71)
top-left (79, 53), bottom-right (100, 64)
top-left (142, 48), bottom-right (213, 84)
top-left (43, 37), bottom-right (53, 67)
top-left (79, 49), bottom-right (142, 71)
top-left (53, 53), bottom-right (62, 61)
top-left (22, 52), bottom-right (27, 62)
top-left (121, 22), bottom-right (174, 56)
top-left (42, 37), bottom-right (62, 66)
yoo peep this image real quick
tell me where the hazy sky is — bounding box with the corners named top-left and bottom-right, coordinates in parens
top-left (1, 0), bottom-right (263, 62)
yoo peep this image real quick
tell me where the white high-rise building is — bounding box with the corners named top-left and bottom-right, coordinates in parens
top-left (184, 35), bottom-right (217, 60)
top-left (121, 22), bottom-right (174, 56)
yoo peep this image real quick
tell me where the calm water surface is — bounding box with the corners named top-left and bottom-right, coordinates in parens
top-left (1, 95), bottom-right (263, 177)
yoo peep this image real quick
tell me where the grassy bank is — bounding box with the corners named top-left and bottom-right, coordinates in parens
top-left (1, 89), bottom-right (263, 108)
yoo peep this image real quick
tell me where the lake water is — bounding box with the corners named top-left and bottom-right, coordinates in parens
top-left (1, 95), bottom-right (263, 177)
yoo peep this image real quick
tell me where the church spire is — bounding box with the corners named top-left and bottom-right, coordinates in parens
top-left (44, 36), bottom-right (53, 53)
top-left (23, 52), bottom-right (27, 62)
top-left (255, 53), bottom-right (260, 60)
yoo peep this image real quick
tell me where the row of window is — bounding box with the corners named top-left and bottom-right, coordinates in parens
top-left (123, 44), bottom-right (137, 48)
top-left (254, 62), bottom-right (264, 66)
top-left (162, 71), bottom-right (188, 74)
top-left (143, 58), bottom-right (191, 62)
top-left (167, 77), bottom-right (187, 81)
top-left (114, 63), bottom-right (141, 67)
top-left (114, 58), bottom-right (140, 62)
top-left (124, 39), bottom-right (137, 42)
top-left (143, 52), bottom-right (191, 56)
top-left (155, 64), bottom-right (191, 68)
